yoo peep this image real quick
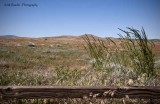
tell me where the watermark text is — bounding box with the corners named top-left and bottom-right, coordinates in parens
top-left (3, 3), bottom-right (38, 7)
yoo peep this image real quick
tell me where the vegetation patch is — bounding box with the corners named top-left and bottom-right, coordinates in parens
top-left (0, 27), bottom-right (160, 103)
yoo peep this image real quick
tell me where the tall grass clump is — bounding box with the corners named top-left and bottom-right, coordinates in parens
top-left (118, 27), bottom-right (155, 79)
top-left (83, 27), bottom-right (156, 86)
top-left (83, 35), bottom-right (112, 72)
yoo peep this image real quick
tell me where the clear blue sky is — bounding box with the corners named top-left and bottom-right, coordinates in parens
top-left (0, 0), bottom-right (160, 39)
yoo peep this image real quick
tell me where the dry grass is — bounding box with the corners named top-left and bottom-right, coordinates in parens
top-left (0, 33), bottom-right (160, 103)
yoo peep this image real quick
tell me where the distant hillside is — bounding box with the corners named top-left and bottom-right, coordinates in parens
top-left (150, 39), bottom-right (160, 42)
top-left (79, 34), bottom-right (102, 40)
top-left (0, 35), bottom-right (18, 38)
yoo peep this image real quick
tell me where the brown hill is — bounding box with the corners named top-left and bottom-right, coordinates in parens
top-left (0, 35), bottom-right (160, 51)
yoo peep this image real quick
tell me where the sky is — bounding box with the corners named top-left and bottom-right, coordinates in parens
top-left (0, 0), bottom-right (160, 39)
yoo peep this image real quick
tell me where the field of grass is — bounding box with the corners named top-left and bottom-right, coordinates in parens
top-left (0, 28), bottom-right (160, 103)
